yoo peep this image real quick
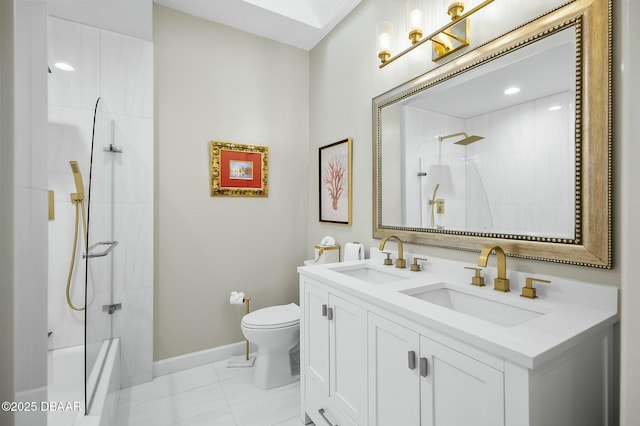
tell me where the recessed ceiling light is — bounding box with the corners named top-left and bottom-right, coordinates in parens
top-left (54, 62), bottom-right (74, 71)
top-left (548, 105), bottom-right (562, 111)
top-left (503, 87), bottom-right (520, 95)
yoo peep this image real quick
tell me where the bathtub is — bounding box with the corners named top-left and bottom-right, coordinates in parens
top-left (48, 338), bottom-right (120, 426)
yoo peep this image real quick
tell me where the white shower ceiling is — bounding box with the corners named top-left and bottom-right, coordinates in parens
top-left (153, 0), bottom-right (361, 50)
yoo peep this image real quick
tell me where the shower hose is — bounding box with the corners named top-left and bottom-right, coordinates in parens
top-left (66, 197), bottom-right (87, 311)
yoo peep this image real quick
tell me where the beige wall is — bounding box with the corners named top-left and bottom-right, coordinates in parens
top-left (153, 5), bottom-right (309, 361)
top-left (307, 0), bottom-right (637, 423)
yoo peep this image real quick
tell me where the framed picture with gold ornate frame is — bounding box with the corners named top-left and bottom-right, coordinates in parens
top-left (210, 141), bottom-right (268, 197)
top-left (319, 138), bottom-right (352, 225)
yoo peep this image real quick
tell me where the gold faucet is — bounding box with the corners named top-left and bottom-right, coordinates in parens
top-left (379, 235), bottom-right (406, 269)
top-left (477, 245), bottom-right (510, 292)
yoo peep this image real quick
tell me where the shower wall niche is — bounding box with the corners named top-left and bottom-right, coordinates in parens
top-left (47, 15), bottom-right (154, 388)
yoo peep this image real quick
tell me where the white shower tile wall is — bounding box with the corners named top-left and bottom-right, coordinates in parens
top-left (47, 16), bottom-right (100, 110)
top-left (100, 30), bottom-right (154, 118)
top-left (47, 16), bottom-right (154, 388)
top-left (13, 3), bottom-right (49, 424)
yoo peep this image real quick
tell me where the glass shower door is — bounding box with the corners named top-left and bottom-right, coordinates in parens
top-left (84, 97), bottom-right (121, 413)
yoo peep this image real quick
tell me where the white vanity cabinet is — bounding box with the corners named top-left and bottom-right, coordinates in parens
top-left (301, 278), bottom-right (367, 426)
top-left (368, 313), bottom-right (504, 426)
top-left (299, 260), bottom-right (617, 426)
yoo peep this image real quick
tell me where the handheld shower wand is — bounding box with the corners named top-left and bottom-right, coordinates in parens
top-left (66, 161), bottom-right (87, 311)
top-left (69, 160), bottom-right (85, 198)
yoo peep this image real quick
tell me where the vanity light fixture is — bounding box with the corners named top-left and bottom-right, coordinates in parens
top-left (504, 87), bottom-right (520, 95)
top-left (377, 0), bottom-right (494, 68)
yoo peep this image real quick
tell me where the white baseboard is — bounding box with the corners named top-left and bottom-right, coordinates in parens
top-left (153, 341), bottom-right (257, 378)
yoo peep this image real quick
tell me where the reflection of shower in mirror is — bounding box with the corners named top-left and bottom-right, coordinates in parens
top-left (465, 158), bottom-right (494, 231)
top-left (420, 163), bottom-right (453, 230)
top-left (429, 183), bottom-right (441, 229)
top-left (437, 132), bottom-right (485, 145)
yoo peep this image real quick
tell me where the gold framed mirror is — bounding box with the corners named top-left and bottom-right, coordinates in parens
top-left (373, 0), bottom-right (611, 268)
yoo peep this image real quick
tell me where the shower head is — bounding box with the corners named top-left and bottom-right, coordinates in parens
top-left (437, 132), bottom-right (485, 145)
top-left (455, 135), bottom-right (484, 145)
top-left (69, 161), bottom-right (85, 196)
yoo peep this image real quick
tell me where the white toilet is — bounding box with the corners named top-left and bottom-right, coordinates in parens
top-left (241, 303), bottom-right (300, 390)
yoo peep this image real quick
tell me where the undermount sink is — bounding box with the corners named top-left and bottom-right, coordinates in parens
top-left (332, 265), bottom-right (409, 285)
top-left (402, 283), bottom-right (544, 327)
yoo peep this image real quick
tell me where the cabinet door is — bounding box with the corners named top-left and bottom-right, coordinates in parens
top-left (368, 313), bottom-right (421, 426)
top-left (330, 294), bottom-right (367, 425)
top-left (304, 282), bottom-right (330, 394)
top-left (420, 335), bottom-right (504, 426)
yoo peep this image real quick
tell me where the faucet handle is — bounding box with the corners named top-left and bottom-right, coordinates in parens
top-left (521, 277), bottom-right (551, 299)
top-left (381, 251), bottom-right (393, 266)
top-left (411, 257), bottom-right (428, 271)
top-left (464, 267), bottom-right (485, 287)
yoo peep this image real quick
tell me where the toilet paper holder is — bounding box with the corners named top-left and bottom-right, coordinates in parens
top-left (228, 292), bottom-right (255, 367)
top-left (242, 297), bottom-right (251, 361)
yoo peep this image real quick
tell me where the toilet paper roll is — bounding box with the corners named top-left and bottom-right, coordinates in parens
top-left (344, 242), bottom-right (364, 261)
top-left (229, 291), bottom-right (245, 305)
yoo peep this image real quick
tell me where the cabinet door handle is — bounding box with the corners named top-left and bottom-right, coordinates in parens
top-left (318, 408), bottom-right (338, 426)
top-left (408, 350), bottom-right (417, 370)
top-left (327, 307), bottom-right (334, 320)
top-left (420, 357), bottom-right (428, 377)
top-left (322, 304), bottom-right (327, 317)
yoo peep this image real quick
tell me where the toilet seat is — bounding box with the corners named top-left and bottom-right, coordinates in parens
top-left (242, 303), bottom-right (300, 329)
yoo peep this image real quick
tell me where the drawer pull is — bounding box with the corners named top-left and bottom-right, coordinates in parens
top-left (420, 357), bottom-right (428, 377)
top-left (327, 307), bottom-right (334, 321)
top-left (408, 350), bottom-right (417, 370)
top-left (322, 304), bottom-right (327, 317)
top-left (318, 408), bottom-right (338, 426)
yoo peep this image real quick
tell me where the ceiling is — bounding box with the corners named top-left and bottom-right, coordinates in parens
top-left (153, 0), bottom-right (362, 50)
top-left (405, 28), bottom-right (576, 118)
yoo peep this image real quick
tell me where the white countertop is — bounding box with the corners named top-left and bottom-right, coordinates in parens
top-left (298, 255), bottom-right (619, 369)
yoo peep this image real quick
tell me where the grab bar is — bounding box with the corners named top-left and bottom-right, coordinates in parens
top-left (84, 241), bottom-right (119, 258)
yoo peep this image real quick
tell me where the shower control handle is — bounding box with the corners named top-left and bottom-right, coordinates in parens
top-left (102, 303), bottom-right (122, 315)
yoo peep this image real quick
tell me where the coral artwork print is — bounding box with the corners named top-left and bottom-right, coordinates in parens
top-left (319, 138), bottom-right (351, 225)
top-left (324, 155), bottom-right (345, 210)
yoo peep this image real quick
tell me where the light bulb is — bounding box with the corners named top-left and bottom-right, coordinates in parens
top-left (376, 22), bottom-right (393, 63)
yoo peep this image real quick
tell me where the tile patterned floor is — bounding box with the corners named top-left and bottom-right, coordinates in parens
top-left (115, 359), bottom-right (306, 426)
